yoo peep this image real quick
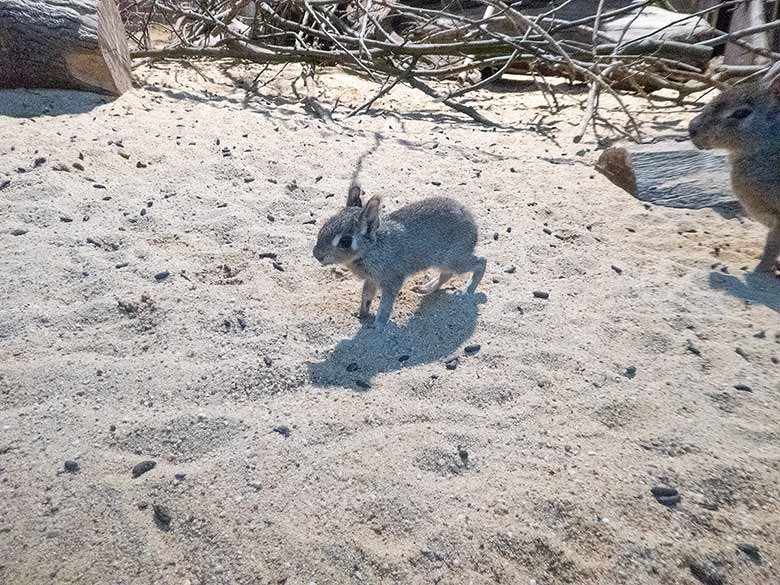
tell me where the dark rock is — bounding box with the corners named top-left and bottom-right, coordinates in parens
top-left (272, 425), bottom-right (291, 438)
top-left (10, 228), bottom-right (27, 236)
top-left (60, 215), bottom-right (73, 223)
top-left (244, 177), bottom-right (255, 183)
top-left (109, 424), bottom-right (116, 432)
top-left (153, 504), bottom-right (172, 531)
top-left (34, 157), bottom-right (47, 167)
top-left (651, 485), bottom-right (680, 506)
top-left (346, 363), bottom-right (359, 372)
top-left (445, 357), bottom-right (459, 370)
top-left (136, 161), bottom-right (147, 168)
top-left (532, 291), bottom-right (549, 299)
top-left (736, 543), bottom-right (760, 561)
top-left (734, 384), bottom-right (753, 392)
top-left (355, 380), bottom-right (370, 390)
top-left (398, 355), bottom-right (410, 362)
top-left (72, 162), bottom-right (85, 171)
top-left (457, 445), bottom-right (469, 467)
top-left (687, 559), bottom-right (725, 585)
top-left (272, 261), bottom-right (284, 272)
top-left (115, 262), bottom-right (129, 269)
top-left (464, 344), bottom-right (481, 356)
top-left (93, 184), bottom-right (106, 189)
top-left (263, 356), bottom-right (273, 367)
top-left (154, 271), bottom-right (170, 281)
top-left (686, 340), bottom-right (702, 356)
top-left (174, 473), bottom-right (186, 481)
top-left (611, 265), bottom-right (623, 274)
top-left (624, 366), bottom-right (637, 379)
top-left (132, 460), bottom-right (157, 478)
top-left (64, 460), bottom-right (80, 473)
top-left (216, 202), bottom-right (227, 208)
top-left (493, 232), bottom-right (499, 241)
top-left (0, 179), bottom-right (10, 190)
top-left (504, 265), bottom-right (517, 274)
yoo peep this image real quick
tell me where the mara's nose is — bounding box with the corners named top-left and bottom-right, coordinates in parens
top-left (688, 114), bottom-right (703, 138)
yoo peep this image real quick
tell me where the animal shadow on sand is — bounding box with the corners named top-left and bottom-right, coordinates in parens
top-left (0, 89), bottom-right (110, 118)
top-left (307, 290), bottom-right (487, 390)
top-left (709, 271), bottom-right (780, 313)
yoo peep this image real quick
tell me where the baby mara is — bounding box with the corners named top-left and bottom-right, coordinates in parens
top-left (689, 64), bottom-right (780, 274)
top-left (313, 186), bottom-right (486, 330)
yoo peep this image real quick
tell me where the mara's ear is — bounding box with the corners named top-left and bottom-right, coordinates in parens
top-left (762, 62), bottom-right (780, 98)
top-left (358, 195), bottom-right (382, 237)
top-left (346, 184), bottom-right (363, 208)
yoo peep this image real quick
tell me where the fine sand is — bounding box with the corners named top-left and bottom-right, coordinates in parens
top-left (1, 63), bottom-right (779, 585)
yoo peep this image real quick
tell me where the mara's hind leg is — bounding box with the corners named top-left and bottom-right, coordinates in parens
top-left (411, 272), bottom-right (453, 295)
top-left (466, 256), bottom-right (487, 294)
top-left (756, 224), bottom-right (780, 274)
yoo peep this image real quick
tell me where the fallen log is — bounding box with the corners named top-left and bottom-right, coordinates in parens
top-left (595, 140), bottom-right (740, 215)
top-left (0, 0), bottom-right (132, 95)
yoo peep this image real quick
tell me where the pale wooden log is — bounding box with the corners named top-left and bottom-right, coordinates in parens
top-left (0, 0), bottom-right (132, 95)
top-left (595, 141), bottom-right (740, 215)
top-left (724, 0), bottom-right (769, 66)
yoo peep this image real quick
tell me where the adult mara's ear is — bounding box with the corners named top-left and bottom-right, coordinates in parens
top-left (358, 195), bottom-right (382, 237)
top-left (346, 184), bottom-right (363, 208)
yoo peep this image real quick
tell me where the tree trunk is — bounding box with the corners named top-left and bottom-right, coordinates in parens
top-left (0, 0), bottom-right (132, 95)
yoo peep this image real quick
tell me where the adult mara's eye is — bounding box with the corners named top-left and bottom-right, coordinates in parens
top-left (729, 107), bottom-right (752, 120)
top-left (338, 235), bottom-right (353, 248)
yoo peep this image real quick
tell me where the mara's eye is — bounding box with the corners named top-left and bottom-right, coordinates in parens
top-left (337, 235), bottom-right (353, 248)
top-left (729, 107), bottom-right (752, 120)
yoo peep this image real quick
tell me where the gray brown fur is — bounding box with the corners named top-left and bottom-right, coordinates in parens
top-left (313, 186), bottom-right (486, 329)
top-left (689, 64), bottom-right (780, 273)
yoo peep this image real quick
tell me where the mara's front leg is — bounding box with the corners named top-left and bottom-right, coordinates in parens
top-left (756, 223), bottom-right (780, 274)
top-left (359, 280), bottom-right (377, 319)
top-left (372, 280), bottom-right (403, 330)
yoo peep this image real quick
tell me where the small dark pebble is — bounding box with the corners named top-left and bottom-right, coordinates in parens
top-left (464, 344), bottom-right (481, 356)
top-left (93, 184), bottom-right (106, 189)
top-left (244, 177), bottom-right (255, 183)
top-left (355, 380), bottom-right (370, 390)
top-left (735, 347), bottom-right (750, 361)
top-left (651, 486), bottom-right (680, 506)
top-left (736, 543), bottom-right (760, 561)
top-left (115, 262), bottom-right (129, 269)
top-left (154, 271), bottom-right (170, 281)
top-left (734, 384), bottom-right (753, 392)
top-left (0, 179), bottom-right (10, 190)
top-left (457, 445), bottom-right (469, 466)
top-left (346, 363), bottom-right (359, 372)
top-left (11, 228), bottom-right (27, 236)
top-left (656, 494), bottom-right (681, 506)
top-left (72, 162), bottom-right (84, 171)
top-left (174, 473), bottom-right (186, 481)
top-left (493, 232), bottom-right (499, 241)
top-left (34, 157), bottom-right (47, 167)
top-left (533, 291), bottom-right (549, 300)
top-left (60, 215), bottom-right (73, 223)
top-left (543, 227), bottom-right (552, 235)
top-left (136, 161), bottom-right (147, 168)
top-left (153, 504), bottom-right (172, 531)
top-left (445, 357), bottom-right (459, 370)
top-left (216, 202), bottom-right (227, 208)
top-left (398, 355), bottom-right (410, 363)
top-left (267, 214), bottom-right (275, 222)
top-left (302, 219), bottom-right (316, 225)
top-left (687, 559), bottom-right (724, 585)
top-left (504, 265), bottom-right (516, 274)
top-left (611, 265), bottom-right (623, 274)
top-left (624, 366), bottom-right (637, 379)
top-left (272, 425), bottom-right (290, 438)
top-left (686, 340), bottom-right (702, 356)
top-left (137, 502), bottom-right (148, 510)
top-left (140, 208), bottom-right (146, 216)
top-left (109, 424), bottom-right (116, 432)
top-left (64, 460), bottom-right (80, 473)
top-left (132, 460), bottom-right (157, 478)
top-left (263, 356), bottom-right (273, 367)
top-left (272, 261), bottom-right (284, 272)
top-left (258, 252), bottom-right (278, 260)
top-left (431, 181), bottom-right (441, 186)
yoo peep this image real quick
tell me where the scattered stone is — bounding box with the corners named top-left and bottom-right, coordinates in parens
top-left (346, 363), bottom-right (359, 372)
top-left (115, 261), bottom-right (129, 269)
top-left (153, 504), bottom-right (172, 531)
top-left (398, 355), bottom-right (410, 363)
top-left (504, 265), bottom-right (516, 274)
top-left (267, 214), bottom-right (275, 222)
top-left (263, 356), bottom-right (273, 367)
top-left (244, 177), bottom-right (255, 183)
top-left (272, 425), bottom-right (291, 438)
top-left (60, 215), bottom-right (73, 223)
top-left (72, 162), bottom-right (85, 171)
top-left (118, 150), bottom-right (130, 160)
top-left (174, 473), bottom-right (186, 481)
top-left (136, 161), bottom-right (147, 168)
top-left (109, 424), bottom-right (116, 432)
top-left (355, 380), bottom-right (370, 390)
top-left (154, 271), bottom-right (170, 281)
top-left (272, 261), bottom-right (284, 272)
top-left (132, 460), bottom-right (157, 478)
top-left (53, 163), bottom-right (70, 172)
top-left (10, 228), bottom-right (27, 236)
top-left (0, 179), bottom-right (10, 190)
top-left (445, 357), bottom-right (459, 370)
top-left (493, 232), bottom-right (499, 241)
top-left (735, 347), bottom-right (750, 361)
top-left (93, 183), bottom-right (106, 189)
top-left (533, 290), bottom-right (549, 300)
top-left (734, 384), bottom-right (752, 392)
top-left (34, 157), bottom-right (47, 168)
top-left (64, 460), bottom-right (80, 473)
top-left (464, 344), bottom-right (481, 356)
top-left (216, 202), bottom-right (227, 208)
top-left (736, 543), bottom-right (760, 561)
top-left (457, 445), bottom-right (469, 467)
top-left (687, 559), bottom-right (725, 585)
top-left (543, 227), bottom-right (553, 235)
top-left (686, 340), bottom-right (702, 356)
top-left (651, 485), bottom-right (680, 507)
top-left (753, 330), bottom-right (766, 339)
top-left (611, 265), bottom-right (623, 274)
top-left (623, 366), bottom-right (637, 379)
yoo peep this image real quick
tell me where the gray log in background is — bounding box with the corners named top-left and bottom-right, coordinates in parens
top-left (0, 0), bottom-right (132, 95)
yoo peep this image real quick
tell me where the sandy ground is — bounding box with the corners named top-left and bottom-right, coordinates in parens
top-left (1, 63), bottom-right (779, 585)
